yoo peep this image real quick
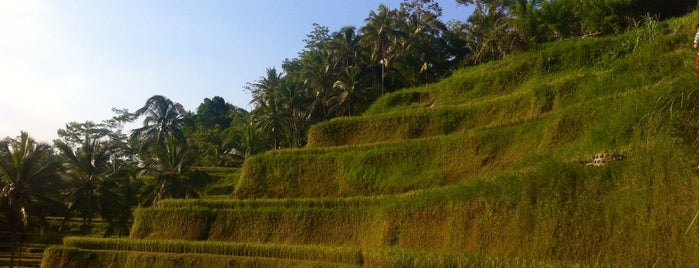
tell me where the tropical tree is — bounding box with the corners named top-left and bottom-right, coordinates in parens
top-left (326, 26), bottom-right (363, 72)
top-left (459, 0), bottom-right (512, 63)
top-left (303, 23), bottom-right (331, 51)
top-left (55, 113), bottom-right (138, 235)
top-left (56, 121), bottom-right (113, 148)
top-left (138, 136), bottom-right (207, 206)
top-left (101, 108), bottom-right (140, 174)
top-left (98, 173), bottom-right (140, 237)
top-left (129, 95), bottom-right (212, 206)
top-left (247, 68), bottom-right (291, 149)
top-left (361, 4), bottom-right (406, 95)
top-left (188, 126), bottom-right (244, 167)
top-left (533, 0), bottom-right (581, 42)
top-left (55, 135), bottom-right (111, 227)
top-left (238, 121), bottom-right (266, 158)
top-left (131, 95), bottom-right (188, 153)
top-left (186, 96), bottom-right (252, 167)
top-left (0, 132), bottom-right (63, 266)
top-left (195, 96), bottom-right (233, 129)
top-left (329, 66), bottom-right (371, 117)
top-left (394, 0), bottom-right (459, 86)
top-left (296, 50), bottom-right (334, 123)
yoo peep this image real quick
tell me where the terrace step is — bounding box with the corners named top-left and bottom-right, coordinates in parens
top-left (52, 238), bottom-right (364, 267)
top-left (234, 118), bottom-right (548, 199)
top-left (0, 250), bottom-right (46, 267)
top-left (308, 83), bottom-right (549, 147)
top-left (43, 247), bottom-right (359, 268)
top-left (43, 237), bottom-right (569, 267)
top-left (308, 71), bottom-right (640, 148)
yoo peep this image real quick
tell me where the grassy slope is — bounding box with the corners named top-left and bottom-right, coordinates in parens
top-left (234, 12), bottom-right (699, 200)
top-left (193, 167), bottom-right (241, 196)
top-left (45, 11), bottom-right (699, 267)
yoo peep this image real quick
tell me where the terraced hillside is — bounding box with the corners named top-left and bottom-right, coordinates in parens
top-left (42, 12), bottom-right (699, 267)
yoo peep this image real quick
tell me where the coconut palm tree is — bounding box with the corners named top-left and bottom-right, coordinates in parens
top-left (326, 26), bottom-right (363, 72)
top-left (300, 49), bottom-right (334, 123)
top-left (131, 95), bottom-right (200, 206)
top-left (131, 95), bottom-right (187, 153)
top-left (461, 1), bottom-right (513, 63)
top-left (250, 97), bottom-right (289, 150)
top-left (329, 66), bottom-right (372, 117)
top-left (248, 68), bottom-right (283, 107)
top-left (138, 136), bottom-right (203, 206)
top-left (99, 172), bottom-right (140, 237)
top-left (248, 68), bottom-right (292, 149)
top-left (361, 4), bottom-right (406, 95)
top-left (55, 135), bottom-right (111, 227)
top-left (0, 132), bottom-right (62, 267)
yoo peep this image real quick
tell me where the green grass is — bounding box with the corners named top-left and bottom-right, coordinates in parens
top-left (157, 196), bottom-right (384, 209)
top-left (130, 207), bottom-right (214, 240)
top-left (307, 80), bottom-right (555, 147)
top-left (192, 167), bottom-right (241, 196)
top-left (361, 247), bottom-right (570, 268)
top-left (42, 246), bottom-right (359, 268)
top-left (61, 237), bottom-right (363, 265)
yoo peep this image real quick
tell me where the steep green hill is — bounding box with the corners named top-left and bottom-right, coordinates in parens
top-left (43, 12), bottom-right (699, 267)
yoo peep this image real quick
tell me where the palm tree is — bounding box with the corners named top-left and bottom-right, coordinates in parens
top-left (55, 135), bottom-right (111, 228)
top-left (325, 26), bottom-right (376, 117)
top-left (329, 66), bottom-right (372, 117)
top-left (463, 1), bottom-right (511, 63)
top-left (240, 121), bottom-right (264, 158)
top-left (393, 5), bottom-right (447, 87)
top-left (0, 132), bottom-right (62, 267)
top-left (250, 97), bottom-right (289, 150)
top-left (247, 68), bottom-right (291, 149)
top-left (301, 49), bottom-right (334, 123)
top-left (248, 68), bottom-right (283, 107)
top-left (131, 95), bottom-right (187, 153)
top-left (139, 136), bottom-right (202, 206)
top-left (326, 26), bottom-right (362, 72)
top-left (131, 95), bottom-right (196, 206)
top-left (99, 172), bottom-right (140, 237)
top-left (361, 4), bottom-right (406, 95)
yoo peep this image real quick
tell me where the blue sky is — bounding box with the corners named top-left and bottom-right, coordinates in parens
top-left (0, 0), bottom-right (471, 142)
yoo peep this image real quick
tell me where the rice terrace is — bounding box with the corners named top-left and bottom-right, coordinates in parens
top-left (4, 1), bottom-right (699, 267)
